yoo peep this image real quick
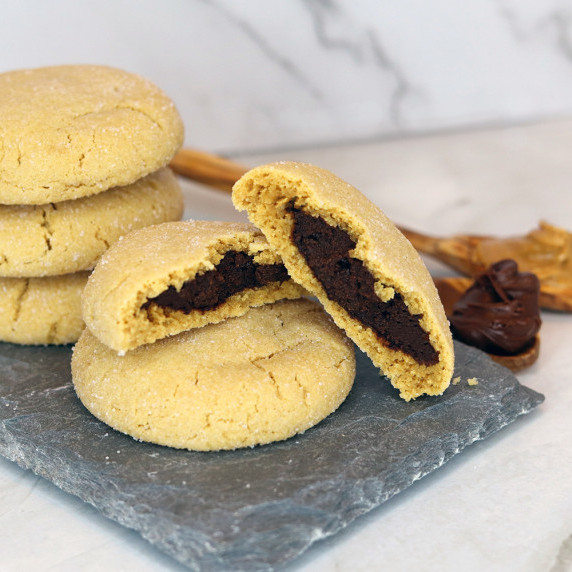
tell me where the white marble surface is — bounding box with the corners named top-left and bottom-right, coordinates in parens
top-left (2, 1), bottom-right (572, 152)
top-left (1, 119), bottom-right (572, 571)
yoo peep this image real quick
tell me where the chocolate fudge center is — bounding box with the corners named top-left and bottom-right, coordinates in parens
top-left (142, 250), bottom-right (289, 314)
top-left (288, 206), bottom-right (439, 366)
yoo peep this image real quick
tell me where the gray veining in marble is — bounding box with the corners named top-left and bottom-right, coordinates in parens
top-left (0, 341), bottom-right (543, 571)
top-left (3, 2), bottom-right (572, 153)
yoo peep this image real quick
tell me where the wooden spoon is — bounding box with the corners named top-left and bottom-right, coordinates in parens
top-left (170, 148), bottom-right (572, 311)
top-left (170, 148), bottom-right (247, 193)
top-left (401, 223), bottom-right (572, 312)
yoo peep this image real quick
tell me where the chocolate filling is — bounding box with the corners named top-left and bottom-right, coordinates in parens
top-left (142, 250), bottom-right (289, 314)
top-left (288, 206), bottom-right (439, 366)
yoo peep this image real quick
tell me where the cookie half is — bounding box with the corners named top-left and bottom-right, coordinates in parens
top-left (0, 273), bottom-right (87, 345)
top-left (82, 220), bottom-right (307, 352)
top-left (0, 168), bottom-right (183, 277)
top-left (232, 161), bottom-right (454, 401)
top-left (73, 299), bottom-right (355, 450)
top-left (0, 65), bottom-right (184, 204)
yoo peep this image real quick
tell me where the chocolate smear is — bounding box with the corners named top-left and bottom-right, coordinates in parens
top-left (450, 259), bottom-right (541, 355)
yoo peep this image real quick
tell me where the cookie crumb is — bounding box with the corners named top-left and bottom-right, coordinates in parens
top-left (467, 377), bottom-right (479, 386)
top-left (452, 376), bottom-right (461, 385)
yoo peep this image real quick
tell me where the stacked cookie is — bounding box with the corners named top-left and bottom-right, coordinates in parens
top-left (73, 162), bottom-right (456, 451)
top-left (0, 65), bottom-right (185, 345)
top-left (72, 221), bottom-right (356, 450)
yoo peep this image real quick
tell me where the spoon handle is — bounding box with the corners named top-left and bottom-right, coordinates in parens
top-left (170, 148), bottom-right (248, 192)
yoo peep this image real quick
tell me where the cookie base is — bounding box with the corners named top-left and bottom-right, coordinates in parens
top-left (0, 273), bottom-right (88, 345)
top-left (72, 299), bottom-right (355, 451)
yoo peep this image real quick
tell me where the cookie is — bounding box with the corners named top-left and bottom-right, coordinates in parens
top-left (0, 272), bottom-right (87, 345)
top-left (72, 299), bottom-right (355, 450)
top-left (82, 220), bottom-right (307, 353)
top-left (0, 65), bottom-right (184, 205)
top-left (0, 168), bottom-right (183, 277)
top-left (232, 161), bottom-right (454, 401)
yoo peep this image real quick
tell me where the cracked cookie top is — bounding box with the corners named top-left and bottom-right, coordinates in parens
top-left (0, 65), bottom-right (184, 204)
top-left (0, 168), bottom-right (183, 277)
top-left (72, 298), bottom-right (356, 451)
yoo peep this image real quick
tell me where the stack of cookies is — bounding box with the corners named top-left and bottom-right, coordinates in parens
top-left (72, 163), bottom-right (456, 452)
top-left (0, 65), bottom-right (185, 345)
top-left (72, 220), bottom-right (356, 451)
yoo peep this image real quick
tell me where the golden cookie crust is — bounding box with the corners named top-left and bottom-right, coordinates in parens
top-left (72, 299), bottom-right (355, 451)
top-left (82, 220), bottom-right (307, 353)
top-left (0, 65), bottom-right (184, 204)
top-left (232, 161), bottom-right (454, 401)
top-left (0, 272), bottom-right (87, 345)
top-left (0, 168), bottom-right (183, 277)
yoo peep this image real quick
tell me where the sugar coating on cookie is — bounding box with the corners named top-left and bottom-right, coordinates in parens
top-left (73, 299), bottom-right (355, 450)
top-left (232, 161), bottom-right (454, 401)
top-left (0, 272), bottom-right (88, 345)
top-left (82, 220), bottom-right (307, 352)
top-left (0, 168), bottom-right (183, 277)
top-left (0, 65), bottom-right (184, 204)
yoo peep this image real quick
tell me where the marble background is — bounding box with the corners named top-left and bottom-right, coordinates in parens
top-left (1, 0), bottom-right (572, 154)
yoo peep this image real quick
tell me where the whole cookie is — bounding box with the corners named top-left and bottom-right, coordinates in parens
top-left (82, 220), bottom-right (307, 352)
top-left (233, 161), bottom-right (454, 401)
top-left (0, 65), bottom-right (184, 204)
top-left (0, 272), bottom-right (87, 345)
top-left (0, 168), bottom-right (183, 277)
top-left (72, 299), bottom-right (355, 451)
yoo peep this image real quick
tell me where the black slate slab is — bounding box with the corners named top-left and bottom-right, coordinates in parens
top-left (0, 341), bottom-right (543, 571)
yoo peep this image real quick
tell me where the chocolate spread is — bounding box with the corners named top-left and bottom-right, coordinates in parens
top-left (143, 251), bottom-right (289, 313)
top-left (450, 259), bottom-right (541, 355)
top-left (288, 206), bottom-right (439, 366)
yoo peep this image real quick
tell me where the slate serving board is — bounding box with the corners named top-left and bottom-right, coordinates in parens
top-left (0, 340), bottom-right (543, 571)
